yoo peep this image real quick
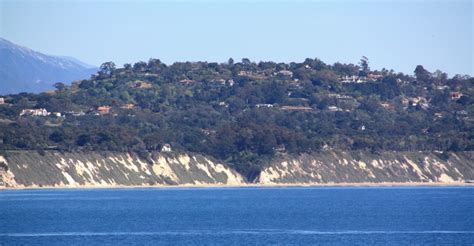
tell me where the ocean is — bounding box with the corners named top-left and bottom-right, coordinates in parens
top-left (0, 186), bottom-right (473, 245)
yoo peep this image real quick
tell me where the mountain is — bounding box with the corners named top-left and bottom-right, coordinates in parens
top-left (0, 38), bottom-right (98, 95)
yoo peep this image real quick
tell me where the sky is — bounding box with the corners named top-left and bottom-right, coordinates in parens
top-left (0, 0), bottom-right (472, 76)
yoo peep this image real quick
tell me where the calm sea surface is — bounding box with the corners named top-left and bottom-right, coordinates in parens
top-left (0, 187), bottom-right (473, 245)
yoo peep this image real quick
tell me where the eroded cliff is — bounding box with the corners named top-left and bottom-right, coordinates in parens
top-left (258, 151), bottom-right (474, 184)
top-left (0, 151), bottom-right (473, 188)
top-left (0, 151), bottom-right (245, 188)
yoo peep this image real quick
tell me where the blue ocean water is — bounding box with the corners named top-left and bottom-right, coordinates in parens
top-left (0, 186), bottom-right (473, 245)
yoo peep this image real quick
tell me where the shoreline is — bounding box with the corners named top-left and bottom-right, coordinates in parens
top-left (1, 182), bottom-right (473, 190)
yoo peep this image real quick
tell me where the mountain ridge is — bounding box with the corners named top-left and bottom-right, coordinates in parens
top-left (0, 38), bottom-right (97, 95)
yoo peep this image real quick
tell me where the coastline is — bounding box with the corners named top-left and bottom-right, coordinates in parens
top-left (1, 181), bottom-right (473, 190)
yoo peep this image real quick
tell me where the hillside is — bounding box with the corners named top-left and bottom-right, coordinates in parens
top-left (0, 38), bottom-right (97, 94)
top-left (0, 57), bottom-right (472, 179)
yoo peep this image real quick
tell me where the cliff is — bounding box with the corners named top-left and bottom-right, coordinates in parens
top-left (258, 151), bottom-right (474, 184)
top-left (0, 151), bottom-right (473, 188)
top-left (0, 151), bottom-right (245, 188)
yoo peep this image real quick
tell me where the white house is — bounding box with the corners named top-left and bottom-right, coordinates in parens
top-left (20, 108), bottom-right (50, 117)
top-left (161, 144), bottom-right (172, 152)
top-left (340, 75), bottom-right (367, 83)
top-left (277, 70), bottom-right (293, 77)
top-left (341, 75), bottom-right (358, 83)
top-left (256, 104), bottom-right (274, 108)
top-left (328, 106), bottom-right (342, 112)
top-left (227, 79), bottom-right (235, 86)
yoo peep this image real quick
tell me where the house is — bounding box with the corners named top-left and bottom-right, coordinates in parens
top-left (419, 102), bottom-right (430, 110)
top-left (256, 104), bottom-right (274, 108)
top-left (238, 71), bottom-right (252, 76)
top-left (337, 95), bottom-right (352, 100)
top-left (20, 108), bottom-right (50, 116)
top-left (396, 78), bottom-right (407, 84)
top-left (121, 104), bottom-right (135, 109)
top-left (436, 85), bottom-right (449, 90)
top-left (238, 71), bottom-right (266, 80)
top-left (322, 144), bottom-right (331, 150)
top-left (161, 143), bottom-right (172, 152)
top-left (97, 106), bottom-right (111, 114)
top-left (356, 77), bottom-right (368, 83)
top-left (277, 70), bottom-right (293, 77)
top-left (341, 75), bottom-right (357, 83)
top-left (227, 79), bottom-right (235, 86)
top-left (0, 98), bottom-right (4, 105)
top-left (274, 145), bottom-right (286, 153)
top-left (456, 110), bottom-right (468, 116)
top-left (328, 94), bottom-right (352, 100)
top-left (65, 111), bottom-right (85, 117)
top-left (401, 97), bottom-right (410, 106)
top-left (211, 79), bottom-right (226, 85)
top-left (367, 73), bottom-right (383, 81)
top-left (328, 106), bottom-right (342, 112)
top-left (201, 129), bottom-right (216, 136)
top-left (218, 101), bottom-right (228, 107)
top-left (406, 97), bottom-right (426, 106)
top-left (287, 84), bottom-right (303, 91)
top-left (179, 79), bottom-right (194, 85)
top-left (340, 75), bottom-right (367, 83)
top-left (131, 81), bottom-right (152, 89)
top-left (380, 103), bottom-right (394, 110)
top-left (281, 106), bottom-right (312, 111)
top-left (403, 97), bottom-right (429, 109)
top-left (450, 92), bottom-right (463, 100)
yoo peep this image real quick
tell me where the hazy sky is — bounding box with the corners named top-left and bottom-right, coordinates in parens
top-left (1, 0), bottom-right (472, 76)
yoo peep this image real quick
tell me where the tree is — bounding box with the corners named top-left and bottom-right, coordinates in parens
top-left (332, 62), bottom-right (359, 76)
top-left (54, 82), bottom-right (66, 92)
top-left (133, 61), bottom-right (147, 72)
top-left (241, 58), bottom-right (251, 65)
top-left (79, 79), bottom-right (94, 89)
top-left (123, 63), bottom-right (132, 70)
top-left (76, 134), bottom-right (91, 146)
top-left (359, 56), bottom-right (369, 76)
top-left (432, 69), bottom-right (448, 84)
top-left (49, 131), bottom-right (64, 143)
top-left (414, 65), bottom-right (431, 82)
top-left (148, 58), bottom-right (162, 68)
top-left (99, 62), bottom-right (116, 77)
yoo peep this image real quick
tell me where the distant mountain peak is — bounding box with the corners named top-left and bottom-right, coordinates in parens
top-left (0, 37), bottom-right (98, 95)
top-left (57, 56), bottom-right (97, 69)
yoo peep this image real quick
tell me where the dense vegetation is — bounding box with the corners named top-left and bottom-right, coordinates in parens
top-left (0, 57), bottom-right (472, 179)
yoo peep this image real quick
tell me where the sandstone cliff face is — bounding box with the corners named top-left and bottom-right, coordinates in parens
top-left (0, 151), bottom-right (473, 188)
top-left (0, 151), bottom-right (245, 188)
top-left (258, 151), bottom-right (474, 184)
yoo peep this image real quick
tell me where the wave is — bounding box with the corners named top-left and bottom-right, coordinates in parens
top-left (0, 197), bottom-right (122, 201)
top-left (1, 230), bottom-right (473, 237)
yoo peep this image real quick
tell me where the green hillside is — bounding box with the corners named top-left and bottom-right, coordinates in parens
top-left (0, 57), bottom-right (472, 178)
